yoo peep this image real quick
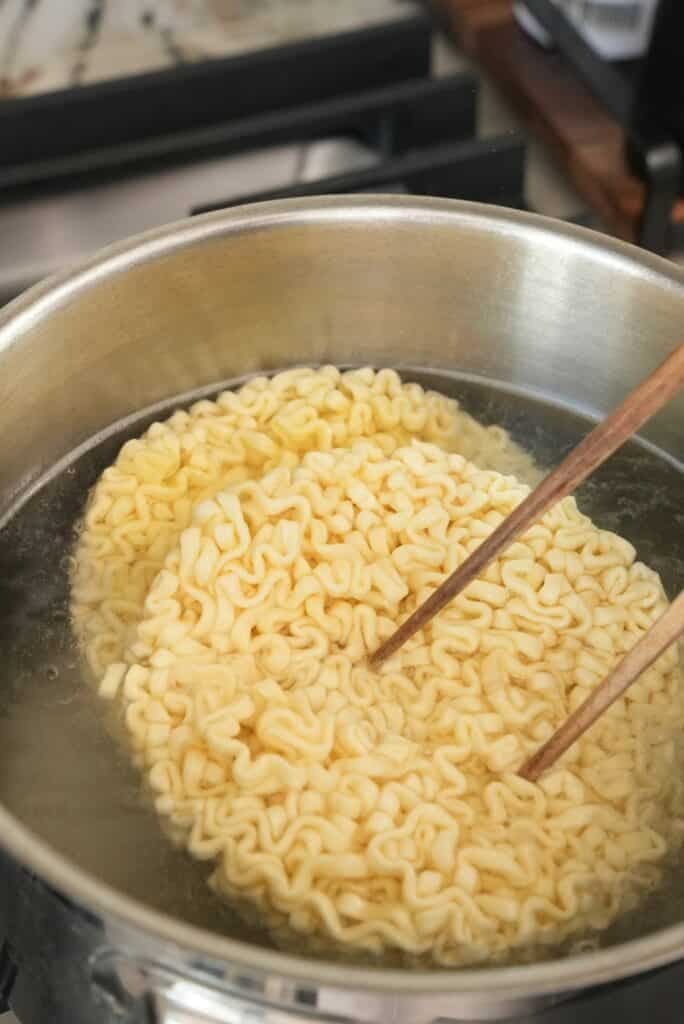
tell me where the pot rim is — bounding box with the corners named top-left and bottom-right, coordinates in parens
top-left (1, 195), bottom-right (684, 997)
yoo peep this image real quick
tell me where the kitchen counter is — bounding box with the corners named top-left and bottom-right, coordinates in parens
top-left (0, 0), bottom-right (412, 96)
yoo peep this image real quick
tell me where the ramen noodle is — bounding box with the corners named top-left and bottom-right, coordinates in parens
top-left (71, 367), bottom-right (539, 678)
top-left (72, 368), bottom-right (684, 965)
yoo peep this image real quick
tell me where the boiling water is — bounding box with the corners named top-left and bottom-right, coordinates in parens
top-left (0, 369), bottom-right (682, 964)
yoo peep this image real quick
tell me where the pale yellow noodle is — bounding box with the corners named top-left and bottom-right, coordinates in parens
top-left (81, 434), bottom-right (683, 965)
top-left (71, 367), bottom-right (540, 678)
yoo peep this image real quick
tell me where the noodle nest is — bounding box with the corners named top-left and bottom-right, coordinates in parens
top-left (71, 367), bottom-right (684, 965)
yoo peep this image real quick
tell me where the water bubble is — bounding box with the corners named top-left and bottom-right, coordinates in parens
top-left (46, 666), bottom-right (59, 681)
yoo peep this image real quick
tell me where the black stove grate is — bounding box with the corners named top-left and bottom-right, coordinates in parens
top-left (521, 0), bottom-right (683, 253)
top-left (0, 10), bottom-right (527, 218)
top-left (0, 13), bottom-right (433, 185)
top-left (192, 133), bottom-right (526, 214)
top-left (0, 73), bottom-right (478, 193)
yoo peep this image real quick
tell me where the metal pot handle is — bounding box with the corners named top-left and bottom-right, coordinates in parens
top-left (91, 947), bottom-right (564, 1023)
top-left (90, 952), bottom-right (345, 1024)
top-left (154, 979), bottom-right (333, 1024)
top-left (149, 976), bottom-right (552, 1024)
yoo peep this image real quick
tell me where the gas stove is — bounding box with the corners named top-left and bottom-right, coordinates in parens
top-left (0, 3), bottom-right (534, 305)
top-left (0, 4), bottom-right (683, 1023)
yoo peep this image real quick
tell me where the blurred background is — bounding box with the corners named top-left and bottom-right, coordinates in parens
top-left (0, 0), bottom-right (681, 302)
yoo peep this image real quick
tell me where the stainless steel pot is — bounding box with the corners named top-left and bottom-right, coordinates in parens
top-left (0, 196), bottom-right (683, 1024)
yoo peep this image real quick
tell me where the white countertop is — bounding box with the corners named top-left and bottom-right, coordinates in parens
top-left (0, 0), bottom-right (412, 96)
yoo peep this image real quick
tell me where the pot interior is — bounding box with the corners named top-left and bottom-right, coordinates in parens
top-left (1, 368), bottom-right (683, 967)
top-left (0, 199), bottom-right (683, 973)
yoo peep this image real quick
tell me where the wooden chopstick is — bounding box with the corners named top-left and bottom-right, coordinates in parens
top-left (519, 590), bottom-right (684, 782)
top-left (369, 342), bottom-right (684, 667)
